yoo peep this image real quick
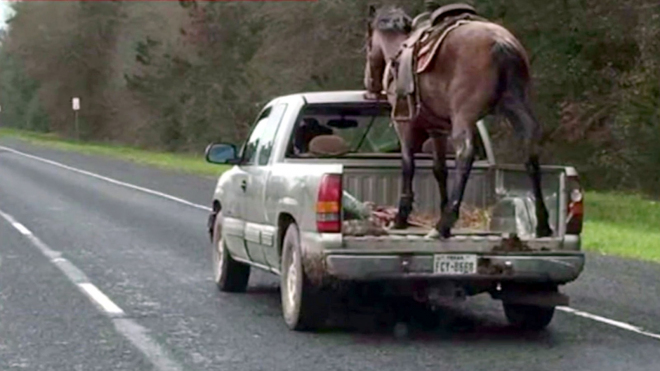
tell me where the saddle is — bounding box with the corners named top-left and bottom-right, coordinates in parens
top-left (384, 3), bottom-right (486, 124)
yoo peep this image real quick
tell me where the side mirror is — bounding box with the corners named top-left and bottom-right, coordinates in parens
top-left (205, 143), bottom-right (238, 165)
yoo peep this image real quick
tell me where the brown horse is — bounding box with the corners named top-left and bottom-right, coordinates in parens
top-left (364, 4), bottom-right (553, 239)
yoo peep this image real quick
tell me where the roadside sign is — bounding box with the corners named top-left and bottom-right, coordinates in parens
top-left (72, 97), bottom-right (80, 111)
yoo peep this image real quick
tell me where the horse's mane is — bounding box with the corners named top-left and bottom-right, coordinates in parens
top-left (371, 6), bottom-right (412, 33)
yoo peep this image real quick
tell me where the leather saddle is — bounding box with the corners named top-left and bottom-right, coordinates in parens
top-left (384, 3), bottom-right (484, 124)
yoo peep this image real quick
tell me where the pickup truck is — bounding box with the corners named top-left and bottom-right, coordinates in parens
top-left (204, 90), bottom-right (585, 332)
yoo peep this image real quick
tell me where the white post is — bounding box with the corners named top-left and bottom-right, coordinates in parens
top-left (72, 97), bottom-right (80, 141)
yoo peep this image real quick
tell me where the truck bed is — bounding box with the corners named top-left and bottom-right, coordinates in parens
top-left (326, 158), bottom-right (582, 284)
top-left (338, 156), bottom-right (566, 243)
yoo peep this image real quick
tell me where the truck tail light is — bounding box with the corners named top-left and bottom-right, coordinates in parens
top-left (316, 174), bottom-right (342, 233)
top-left (566, 175), bottom-right (583, 235)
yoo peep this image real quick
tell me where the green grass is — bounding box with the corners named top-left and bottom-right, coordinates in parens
top-left (0, 128), bottom-right (229, 177)
top-left (2, 128), bottom-right (659, 262)
top-left (583, 191), bottom-right (660, 262)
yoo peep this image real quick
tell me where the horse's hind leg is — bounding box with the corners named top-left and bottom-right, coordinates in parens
top-left (430, 136), bottom-right (449, 221)
top-left (392, 125), bottom-right (417, 229)
top-left (500, 99), bottom-right (553, 237)
top-left (438, 121), bottom-right (476, 238)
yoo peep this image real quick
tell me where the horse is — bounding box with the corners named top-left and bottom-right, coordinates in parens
top-left (363, 4), bottom-right (553, 239)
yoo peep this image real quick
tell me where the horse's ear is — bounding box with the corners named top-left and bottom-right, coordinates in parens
top-left (366, 4), bottom-right (376, 36)
top-left (368, 4), bottom-right (376, 19)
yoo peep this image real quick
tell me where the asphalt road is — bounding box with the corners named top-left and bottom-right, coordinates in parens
top-left (1, 137), bottom-right (659, 371)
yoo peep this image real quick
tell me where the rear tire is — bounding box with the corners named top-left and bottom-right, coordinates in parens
top-left (212, 213), bottom-right (250, 293)
top-left (503, 303), bottom-right (555, 330)
top-left (280, 223), bottom-right (329, 331)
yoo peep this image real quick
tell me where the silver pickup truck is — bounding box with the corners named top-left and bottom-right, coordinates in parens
top-left (204, 90), bottom-right (585, 332)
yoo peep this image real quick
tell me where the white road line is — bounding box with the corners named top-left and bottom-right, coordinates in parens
top-left (0, 145), bottom-right (212, 212)
top-left (11, 222), bottom-right (32, 236)
top-left (113, 319), bottom-right (185, 371)
top-left (1, 211), bottom-right (123, 315)
top-left (79, 283), bottom-right (125, 315)
top-left (2, 144), bottom-right (660, 345)
top-left (0, 210), bottom-right (186, 371)
top-left (1, 211), bottom-right (62, 259)
top-left (557, 306), bottom-right (660, 341)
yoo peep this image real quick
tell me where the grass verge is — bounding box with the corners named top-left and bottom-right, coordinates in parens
top-left (0, 127), bottom-right (228, 177)
top-left (2, 128), bottom-right (659, 262)
top-left (583, 191), bottom-right (660, 262)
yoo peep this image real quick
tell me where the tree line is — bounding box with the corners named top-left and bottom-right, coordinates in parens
top-left (0, 0), bottom-right (658, 194)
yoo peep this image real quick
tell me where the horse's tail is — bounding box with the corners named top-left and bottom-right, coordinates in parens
top-left (491, 38), bottom-right (531, 103)
top-left (491, 38), bottom-right (542, 142)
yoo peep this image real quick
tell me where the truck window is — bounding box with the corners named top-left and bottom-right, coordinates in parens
top-left (286, 103), bottom-right (486, 160)
top-left (287, 103), bottom-right (396, 156)
top-left (241, 103), bottom-right (288, 166)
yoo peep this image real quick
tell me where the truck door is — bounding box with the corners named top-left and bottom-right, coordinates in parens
top-left (219, 166), bottom-right (250, 262)
top-left (240, 103), bottom-right (288, 266)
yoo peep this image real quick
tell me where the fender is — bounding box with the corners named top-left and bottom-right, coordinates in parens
top-left (276, 196), bottom-right (301, 227)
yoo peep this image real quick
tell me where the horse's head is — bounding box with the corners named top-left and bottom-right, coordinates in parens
top-left (364, 5), bottom-right (412, 95)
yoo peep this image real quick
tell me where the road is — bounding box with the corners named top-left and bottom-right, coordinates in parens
top-left (1, 137), bottom-right (659, 371)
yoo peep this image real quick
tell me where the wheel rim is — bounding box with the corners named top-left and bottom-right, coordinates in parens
top-left (285, 249), bottom-right (299, 316)
top-left (214, 238), bottom-right (224, 283)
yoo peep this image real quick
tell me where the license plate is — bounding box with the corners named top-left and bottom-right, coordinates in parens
top-left (433, 254), bottom-right (478, 275)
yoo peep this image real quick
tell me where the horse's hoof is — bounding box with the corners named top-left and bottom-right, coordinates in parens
top-left (440, 228), bottom-right (452, 239)
top-left (536, 224), bottom-right (553, 238)
top-left (434, 220), bottom-right (451, 239)
top-left (436, 224), bottom-right (452, 239)
top-left (390, 219), bottom-right (409, 230)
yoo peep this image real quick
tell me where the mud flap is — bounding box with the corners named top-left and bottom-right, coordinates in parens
top-left (207, 212), bottom-right (217, 242)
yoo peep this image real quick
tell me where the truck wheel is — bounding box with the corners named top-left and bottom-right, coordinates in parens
top-left (212, 214), bottom-right (250, 293)
top-left (503, 303), bottom-right (555, 330)
top-left (280, 223), bottom-right (329, 331)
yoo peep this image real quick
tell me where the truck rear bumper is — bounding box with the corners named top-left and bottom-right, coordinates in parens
top-left (324, 252), bottom-right (585, 284)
